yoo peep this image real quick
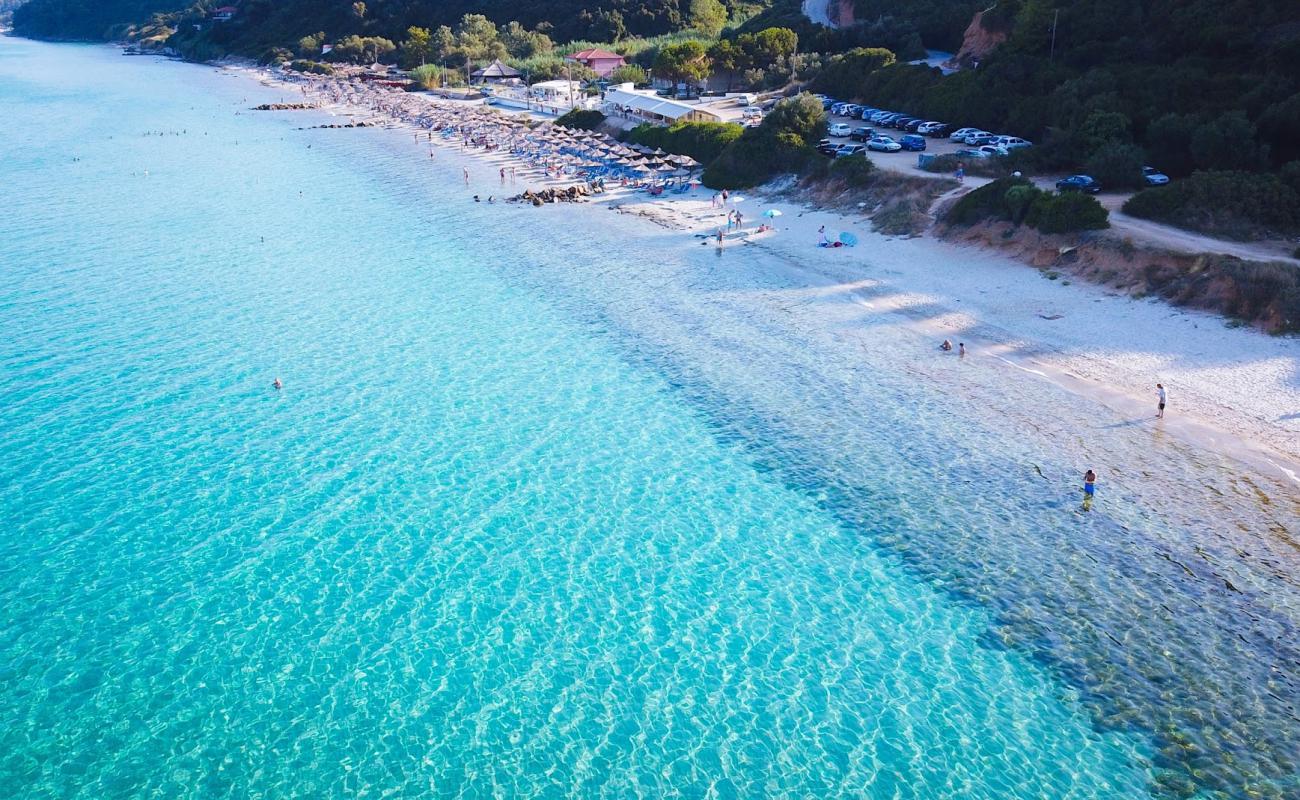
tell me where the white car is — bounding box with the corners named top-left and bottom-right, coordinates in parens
top-left (992, 135), bottom-right (1032, 149)
top-left (1143, 166), bottom-right (1170, 186)
top-left (868, 136), bottom-right (902, 152)
top-left (742, 106), bottom-right (763, 120)
top-left (949, 127), bottom-right (981, 141)
top-left (917, 121), bottom-right (946, 134)
top-left (828, 123), bottom-right (852, 137)
top-left (961, 130), bottom-right (993, 145)
top-left (977, 144), bottom-right (1010, 157)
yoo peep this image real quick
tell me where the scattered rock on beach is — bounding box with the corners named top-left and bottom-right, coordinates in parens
top-left (507, 184), bottom-right (598, 207)
top-left (252, 103), bottom-right (316, 111)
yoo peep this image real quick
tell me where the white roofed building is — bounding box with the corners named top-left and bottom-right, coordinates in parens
top-left (602, 84), bottom-right (724, 125)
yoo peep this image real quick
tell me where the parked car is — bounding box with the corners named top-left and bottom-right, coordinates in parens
top-left (891, 116), bottom-right (918, 129)
top-left (903, 119), bottom-right (927, 132)
top-left (850, 126), bottom-right (876, 141)
top-left (820, 97), bottom-right (838, 110)
top-left (976, 144), bottom-right (1009, 157)
top-left (968, 134), bottom-right (1000, 146)
top-left (836, 144), bottom-right (868, 158)
top-left (1056, 174), bottom-right (1102, 193)
top-left (992, 135), bottom-right (1032, 150)
top-left (815, 138), bottom-right (839, 156)
top-left (828, 123), bottom-right (852, 137)
top-left (916, 121), bottom-right (946, 135)
top-left (899, 134), bottom-right (927, 151)
top-left (742, 106), bottom-right (763, 120)
top-left (859, 107), bottom-right (881, 119)
top-left (830, 102), bottom-right (849, 115)
top-left (962, 131), bottom-right (994, 145)
top-left (1143, 166), bottom-right (1170, 186)
top-left (871, 111), bottom-right (897, 124)
top-left (843, 104), bottom-right (863, 117)
top-left (868, 136), bottom-right (903, 152)
top-left (955, 147), bottom-right (993, 159)
top-left (949, 127), bottom-right (982, 141)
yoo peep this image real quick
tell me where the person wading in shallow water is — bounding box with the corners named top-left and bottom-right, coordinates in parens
top-left (1081, 468), bottom-right (1097, 511)
top-left (1156, 383), bottom-right (1167, 418)
top-left (272, 377), bottom-right (282, 390)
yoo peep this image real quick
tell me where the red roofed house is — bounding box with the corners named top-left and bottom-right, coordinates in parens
top-left (564, 48), bottom-right (627, 78)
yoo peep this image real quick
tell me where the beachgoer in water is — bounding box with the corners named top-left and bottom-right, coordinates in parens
top-left (473, 195), bottom-right (480, 202)
top-left (1156, 383), bottom-right (1167, 418)
top-left (463, 167), bottom-right (470, 185)
top-left (940, 339), bottom-right (953, 351)
top-left (500, 167), bottom-right (506, 185)
top-left (273, 377), bottom-right (282, 390)
top-left (1083, 469), bottom-right (1096, 496)
top-left (716, 229), bottom-right (724, 244)
top-left (487, 196), bottom-right (494, 203)
top-left (958, 342), bottom-right (966, 357)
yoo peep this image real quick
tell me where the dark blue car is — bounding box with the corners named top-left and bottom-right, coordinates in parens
top-left (899, 134), bottom-right (927, 151)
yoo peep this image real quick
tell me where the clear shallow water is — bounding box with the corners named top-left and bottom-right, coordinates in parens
top-left (0, 38), bottom-right (1295, 799)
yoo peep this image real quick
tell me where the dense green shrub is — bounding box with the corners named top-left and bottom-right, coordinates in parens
top-left (555, 109), bottom-right (606, 130)
top-left (829, 153), bottom-right (875, 187)
top-left (1142, 256), bottom-right (1300, 333)
top-left (1083, 142), bottom-right (1145, 190)
top-left (945, 176), bottom-right (1108, 233)
top-left (703, 129), bottom-right (815, 188)
top-left (1122, 171), bottom-right (1300, 241)
top-left (1025, 192), bottom-right (1109, 234)
top-left (808, 47), bottom-right (897, 101)
top-left (624, 121), bottom-right (743, 164)
top-left (289, 59), bottom-right (334, 75)
top-left (944, 176), bottom-right (1031, 226)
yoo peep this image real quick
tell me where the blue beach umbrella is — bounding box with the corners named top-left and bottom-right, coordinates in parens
top-left (839, 232), bottom-right (858, 246)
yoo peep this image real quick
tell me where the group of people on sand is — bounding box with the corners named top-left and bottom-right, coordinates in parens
top-left (937, 340), bottom-right (1170, 509)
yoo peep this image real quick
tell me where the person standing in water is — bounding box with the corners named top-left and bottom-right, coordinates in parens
top-left (273, 377), bottom-right (283, 390)
top-left (1083, 469), bottom-right (1096, 497)
top-left (463, 167), bottom-right (470, 186)
top-left (1156, 383), bottom-right (1167, 418)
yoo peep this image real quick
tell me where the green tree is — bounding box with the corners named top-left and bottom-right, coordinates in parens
top-left (760, 93), bottom-right (826, 144)
top-left (608, 64), bottom-right (648, 85)
top-left (743, 27), bottom-right (798, 64)
top-left (1191, 111), bottom-right (1269, 171)
top-left (688, 0), bottom-right (726, 38)
top-left (453, 14), bottom-right (506, 64)
top-left (401, 26), bottom-right (431, 67)
top-left (653, 40), bottom-right (711, 85)
top-left (501, 21), bottom-right (552, 59)
top-left (707, 39), bottom-right (744, 90)
top-left (430, 26), bottom-right (455, 62)
top-left (1084, 141), bottom-right (1146, 189)
top-left (296, 31), bottom-right (324, 58)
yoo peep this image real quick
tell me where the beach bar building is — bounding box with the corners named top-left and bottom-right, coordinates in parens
top-left (564, 48), bottom-right (626, 78)
top-left (603, 84), bottom-right (723, 124)
top-left (471, 59), bottom-right (522, 85)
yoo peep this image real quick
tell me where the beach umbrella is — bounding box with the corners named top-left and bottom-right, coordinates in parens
top-left (839, 232), bottom-right (858, 246)
top-left (763, 209), bottom-right (783, 218)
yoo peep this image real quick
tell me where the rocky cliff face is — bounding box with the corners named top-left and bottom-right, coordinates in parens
top-left (949, 9), bottom-right (1007, 68)
top-left (801, 0), bottom-right (855, 29)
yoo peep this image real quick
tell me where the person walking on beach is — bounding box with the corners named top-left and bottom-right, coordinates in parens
top-left (499, 167), bottom-right (506, 185)
top-left (1156, 383), bottom-right (1167, 418)
top-left (955, 161), bottom-right (965, 183)
top-left (1082, 468), bottom-right (1097, 510)
top-left (463, 167), bottom-right (470, 186)
top-left (958, 342), bottom-right (966, 357)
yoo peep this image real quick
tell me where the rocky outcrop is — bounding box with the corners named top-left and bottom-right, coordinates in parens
top-left (949, 9), bottom-right (1008, 69)
top-left (801, 0), bottom-right (855, 29)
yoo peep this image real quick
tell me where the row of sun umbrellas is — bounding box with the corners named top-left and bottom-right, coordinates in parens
top-left (294, 75), bottom-right (704, 179)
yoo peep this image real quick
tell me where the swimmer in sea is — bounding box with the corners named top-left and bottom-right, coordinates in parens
top-left (1082, 469), bottom-right (1096, 510)
top-left (273, 377), bottom-right (283, 390)
top-left (940, 339), bottom-right (953, 352)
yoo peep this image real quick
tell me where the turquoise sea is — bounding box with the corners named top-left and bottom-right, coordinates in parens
top-left (1, 37), bottom-right (1298, 799)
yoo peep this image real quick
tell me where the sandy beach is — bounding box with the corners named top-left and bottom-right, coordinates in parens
top-left (239, 64), bottom-right (1300, 490)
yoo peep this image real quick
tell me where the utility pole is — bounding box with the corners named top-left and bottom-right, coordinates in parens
top-left (1049, 9), bottom-right (1059, 60)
